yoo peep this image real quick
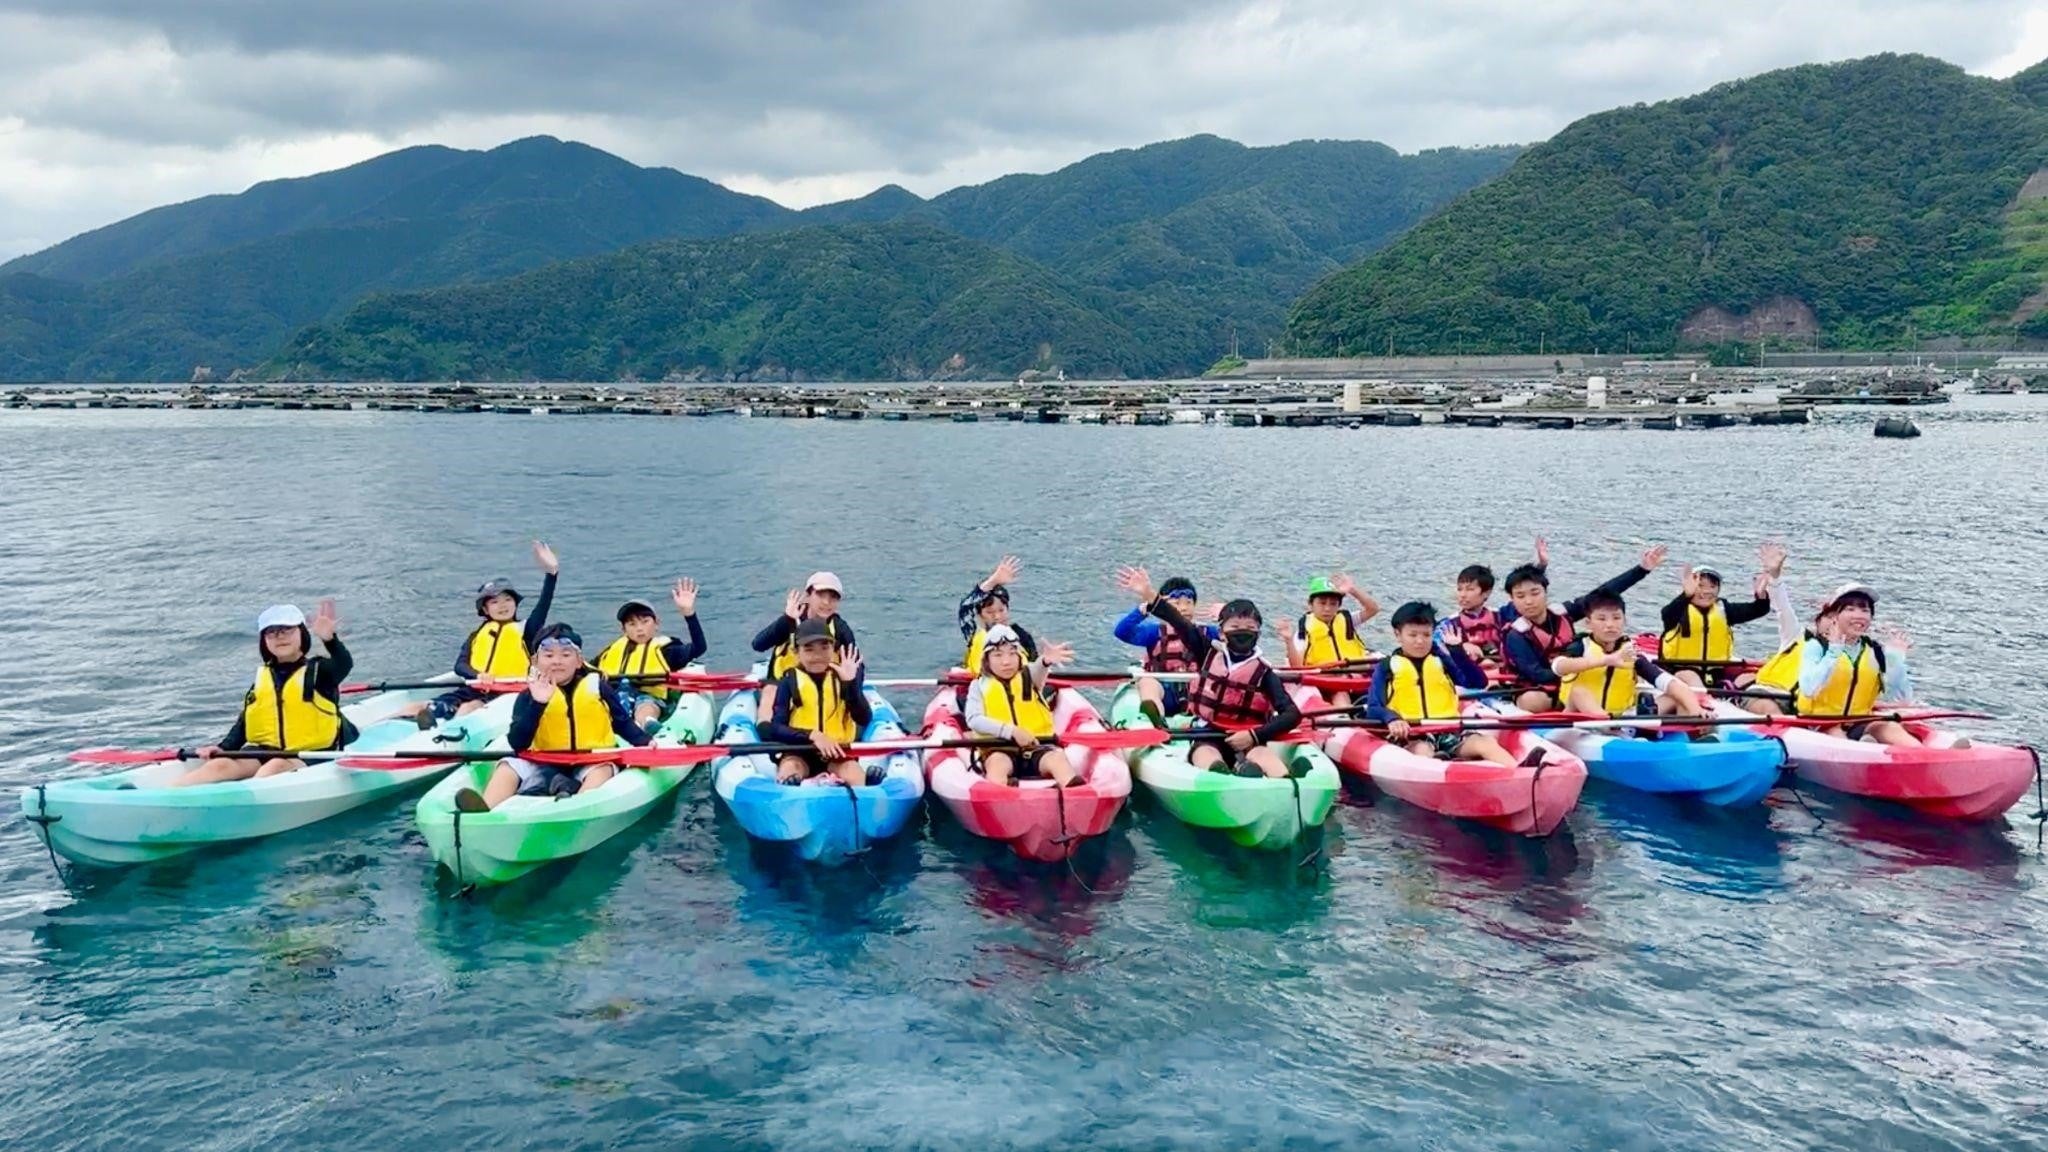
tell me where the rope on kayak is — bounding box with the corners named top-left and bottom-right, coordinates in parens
top-left (837, 780), bottom-right (868, 856)
top-left (451, 809), bottom-right (473, 897)
top-left (2025, 745), bottom-right (2044, 852)
top-left (1762, 734), bottom-right (1823, 829)
top-left (25, 784), bottom-right (68, 886)
top-left (1527, 758), bottom-right (1549, 837)
top-left (1289, 772), bottom-right (1323, 870)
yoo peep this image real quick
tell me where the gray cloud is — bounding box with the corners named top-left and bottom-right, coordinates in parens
top-left (0, 1), bottom-right (2041, 259)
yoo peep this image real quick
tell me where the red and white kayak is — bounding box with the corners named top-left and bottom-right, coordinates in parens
top-left (1292, 687), bottom-right (1586, 836)
top-left (922, 688), bottom-right (1132, 861)
top-left (1713, 702), bottom-right (2037, 821)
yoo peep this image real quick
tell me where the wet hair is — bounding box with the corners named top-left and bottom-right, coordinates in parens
top-left (1159, 577), bottom-right (1197, 600)
top-left (1217, 598), bottom-right (1262, 627)
top-left (1390, 601), bottom-right (1438, 630)
top-left (1583, 590), bottom-right (1627, 615)
top-left (1456, 565), bottom-right (1495, 594)
top-left (1503, 564), bottom-right (1550, 594)
top-left (259, 625), bottom-right (313, 665)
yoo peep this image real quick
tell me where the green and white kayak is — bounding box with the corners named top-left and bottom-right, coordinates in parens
top-left (20, 681), bottom-right (509, 868)
top-left (414, 679), bottom-right (714, 887)
top-left (1107, 684), bottom-right (1339, 852)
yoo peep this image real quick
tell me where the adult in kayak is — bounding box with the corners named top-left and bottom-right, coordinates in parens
top-left (1286, 574), bottom-right (1380, 708)
top-left (1364, 602), bottom-right (1524, 767)
top-left (1750, 583), bottom-right (1924, 746)
top-left (452, 623), bottom-right (650, 812)
top-left (595, 578), bottom-right (706, 734)
top-left (174, 601), bottom-right (357, 786)
top-left (1658, 542), bottom-right (1787, 688)
top-left (958, 554), bottom-right (1042, 676)
top-left (1111, 575), bottom-right (1217, 727)
top-left (1500, 544), bottom-right (1668, 712)
top-left (1551, 591), bottom-right (1710, 720)
top-left (1437, 537), bottom-right (1547, 666)
top-left (761, 618), bottom-right (872, 786)
top-left (395, 541), bottom-right (558, 727)
top-left (752, 572), bottom-right (856, 722)
top-left (962, 624), bottom-right (1079, 786)
top-left (1116, 566), bottom-right (1302, 779)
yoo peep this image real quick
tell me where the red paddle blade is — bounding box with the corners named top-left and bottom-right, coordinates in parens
top-left (1062, 728), bottom-right (1171, 751)
top-left (68, 747), bottom-right (182, 764)
top-left (521, 745), bottom-right (728, 769)
top-left (336, 756), bottom-right (462, 771)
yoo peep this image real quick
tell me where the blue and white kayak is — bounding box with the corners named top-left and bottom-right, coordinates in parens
top-left (711, 664), bottom-right (925, 863)
top-left (1488, 704), bottom-right (1784, 807)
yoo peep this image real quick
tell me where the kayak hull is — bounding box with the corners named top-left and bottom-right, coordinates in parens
top-left (1715, 704), bottom-right (2037, 820)
top-left (1107, 684), bottom-right (1337, 852)
top-left (712, 665), bottom-right (925, 864)
top-left (21, 683), bottom-right (504, 868)
top-left (1299, 689), bottom-right (1585, 836)
top-left (921, 687), bottom-right (1132, 861)
top-left (415, 679), bottom-right (714, 887)
top-left (1498, 705), bottom-right (1784, 807)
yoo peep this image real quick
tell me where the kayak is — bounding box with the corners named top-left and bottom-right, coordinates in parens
top-left (1492, 703), bottom-right (1784, 807)
top-left (712, 664), bottom-right (925, 863)
top-left (22, 680), bottom-right (508, 868)
top-left (1291, 687), bottom-right (1585, 836)
top-left (415, 675), bottom-right (715, 887)
top-left (1106, 683), bottom-right (1337, 852)
top-left (1713, 701), bottom-right (2038, 820)
top-left (920, 686), bottom-right (1132, 862)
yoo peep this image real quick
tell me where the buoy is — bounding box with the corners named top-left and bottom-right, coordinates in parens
top-left (1873, 416), bottom-right (1921, 439)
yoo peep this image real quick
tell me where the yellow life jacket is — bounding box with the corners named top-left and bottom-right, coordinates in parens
top-left (465, 620), bottom-right (530, 679)
top-left (1796, 639), bottom-right (1887, 718)
top-left (1660, 600), bottom-right (1733, 663)
top-left (241, 664), bottom-right (344, 752)
top-left (771, 617), bottom-right (842, 680)
top-left (788, 669), bottom-right (858, 743)
top-left (1558, 637), bottom-right (1640, 717)
top-left (528, 673), bottom-right (617, 752)
top-left (978, 669), bottom-right (1056, 739)
top-left (595, 635), bottom-right (673, 701)
top-left (1298, 610), bottom-right (1367, 666)
top-left (1753, 634), bottom-right (1807, 693)
top-left (1384, 653), bottom-right (1462, 721)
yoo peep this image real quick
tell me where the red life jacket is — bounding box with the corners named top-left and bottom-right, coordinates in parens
top-left (1187, 647), bottom-right (1274, 729)
top-left (1513, 611), bottom-right (1575, 658)
top-left (1457, 608), bottom-right (1503, 657)
top-left (1147, 625), bottom-right (1199, 674)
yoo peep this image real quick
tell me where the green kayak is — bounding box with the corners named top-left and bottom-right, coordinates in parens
top-left (415, 683), bottom-right (714, 887)
top-left (1108, 684), bottom-right (1339, 851)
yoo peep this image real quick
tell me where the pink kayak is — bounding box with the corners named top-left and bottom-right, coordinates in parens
top-left (1292, 687), bottom-right (1586, 836)
top-left (922, 688), bottom-right (1132, 861)
top-left (1713, 703), bottom-right (2038, 821)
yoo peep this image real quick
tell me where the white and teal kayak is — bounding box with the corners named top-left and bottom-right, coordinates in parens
top-left (415, 673), bottom-right (715, 888)
top-left (20, 680), bottom-right (509, 868)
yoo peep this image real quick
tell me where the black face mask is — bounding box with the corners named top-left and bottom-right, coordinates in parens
top-left (1222, 630), bottom-right (1260, 658)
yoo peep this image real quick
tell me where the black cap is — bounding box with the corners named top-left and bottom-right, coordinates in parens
top-left (616, 599), bottom-right (657, 623)
top-left (474, 578), bottom-right (522, 616)
top-left (794, 618), bottom-right (835, 645)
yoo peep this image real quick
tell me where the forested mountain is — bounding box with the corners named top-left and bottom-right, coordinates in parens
top-left (1287, 54), bottom-right (2048, 357)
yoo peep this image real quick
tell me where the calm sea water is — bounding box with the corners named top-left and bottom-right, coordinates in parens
top-left (2, 399), bottom-right (2046, 1151)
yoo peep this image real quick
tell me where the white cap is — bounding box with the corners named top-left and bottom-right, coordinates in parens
top-left (983, 624), bottom-right (1022, 647)
top-left (805, 571), bottom-right (844, 595)
top-left (1820, 582), bottom-right (1877, 614)
top-left (256, 604), bottom-right (306, 632)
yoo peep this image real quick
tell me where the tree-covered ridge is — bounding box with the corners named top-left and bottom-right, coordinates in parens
top-left (1287, 54), bottom-right (2048, 356)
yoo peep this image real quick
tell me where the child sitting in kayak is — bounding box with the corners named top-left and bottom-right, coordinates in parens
top-left (761, 618), bottom-right (872, 786)
top-left (1437, 537), bottom-right (1546, 665)
top-left (1657, 542), bottom-right (1787, 689)
top-left (958, 554), bottom-right (1041, 674)
top-left (452, 623), bottom-right (650, 811)
top-left (1751, 583), bottom-right (1923, 746)
top-left (752, 572), bottom-right (857, 722)
top-left (1363, 602), bottom-right (1521, 767)
top-left (1112, 575), bottom-right (1217, 727)
top-left (1117, 566), bottom-right (1302, 779)
top-left (1550, 590), bottom-right (1709, 721)
top-left (1286, 574), bottom-right (1380, 708)
top-left (174, 601), bottom-right (356, 786)
top-left (596, 578), bottom-right (706, 734)
top-left (395, 541), bottom-right (558, 727)
top-left (962, 624), bottom-right (1079, 786)
top-left (1500, 544), bottom-right (1667, 712)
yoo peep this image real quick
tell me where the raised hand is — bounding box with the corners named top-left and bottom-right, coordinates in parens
top-left (1534, 536), bottom-right (1550, 568)
top-left (533, 540), bottom-right (559, 575)
top-left (1679, 566), bottom-right (1700, 599)
top-left (527, 669), bottom-right (556, 703)
top-left (308, 598), bottom-right (339, 641)
top-left (1331, 572), bottom-right (1357, 597)
top-left (1115, 566), bottom-right (1156, 604)
top-left (1873, 623), bottom-right (1912, 654)
top-left (1757, 541), bottom-right (1788, 578)
top-left (1439, 622), bottom-right (1464, 649)
top-left (986, 554), bottom-right (1022, 590)
top-left (832, 645), bottom-right (863, 682)
top-left (783, 587), bottom-right (804, 621)
top-left (1040, 640), bottom-right (1076, 667)
top-left (1640, 544), bottom-right (1669, 571)
top-left (1752, 571), bottom-right (1772, 600)
top-left (672, 578), bottom-right (698, 616)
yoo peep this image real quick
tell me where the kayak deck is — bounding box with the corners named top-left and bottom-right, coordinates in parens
top-left (1107, 684), bottom-right (1337, 852)
top-left (921, 686), bottom-right (1132, 862)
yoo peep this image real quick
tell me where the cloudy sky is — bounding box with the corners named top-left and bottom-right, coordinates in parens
top-left (1, 1), bottom-right (2043, 260)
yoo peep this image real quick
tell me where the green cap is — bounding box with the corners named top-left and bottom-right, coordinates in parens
top-left (1306, 576), bottom-right (1338, 597)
